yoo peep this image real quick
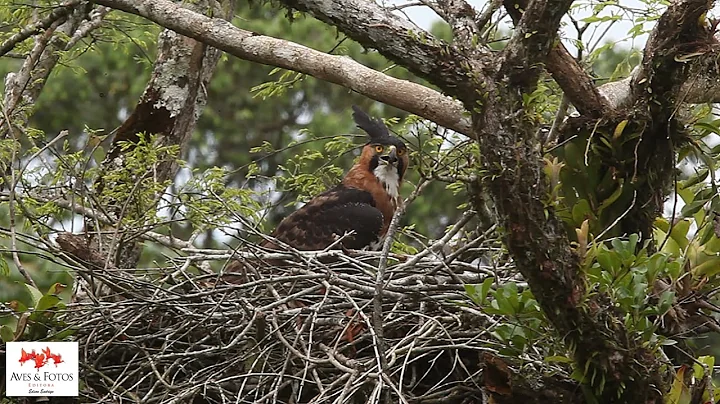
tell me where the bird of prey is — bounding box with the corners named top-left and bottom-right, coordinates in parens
top-left (264, 105), bottom-right (409, 251)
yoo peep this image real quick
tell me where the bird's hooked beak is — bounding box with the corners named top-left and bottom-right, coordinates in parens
top-left (380, 145), bottom-right (398, 166)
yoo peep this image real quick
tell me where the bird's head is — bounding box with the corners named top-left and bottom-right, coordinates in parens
top-left (351, 106), bottom-right (409, 199)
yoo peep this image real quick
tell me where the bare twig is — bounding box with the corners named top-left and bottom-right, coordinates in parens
top-left (65, 6), bottom-right (112, 50)
top-left (0, 0), bottom-right (81, 57)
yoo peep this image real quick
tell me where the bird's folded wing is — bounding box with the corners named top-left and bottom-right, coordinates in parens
top-left (270, 185), bottom-right (384, 250)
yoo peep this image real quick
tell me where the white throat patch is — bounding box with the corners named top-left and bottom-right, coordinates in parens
top-left (373, 164), bottom-right (400, 199)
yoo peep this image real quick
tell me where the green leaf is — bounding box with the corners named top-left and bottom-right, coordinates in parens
top-left (464, 278), bottom-right (495, 306)
top-left (678, 169), bottom-right (708, 189)
top-left (668, 220), bottom-right (691, 250)
top-left (596, 249), bottom-right (620, 273)
top-left (665, 365), bottom-right (691, 404)
top-left (544, 355), bottom-right (573, 363)
top-left (25, 284), bottom-right (43, 306)
top-left (570, 367), bottom-right (587, 383)
top-left (46, 283), bottom-right (67, 296)
top-left (0, 257), bottom-right (9, 278)
top-left (0, 325), bottom-right (14, 342)
top-left (597, 181), bottom-right (624, 215)
top-left (693, 355), bottom-right (714, 380)
top-left (91, 145), bottom-right (106, 164)
top-left (35, 295), bottom-right (61, 312)
top-left (581, 14), bottom-right (621, 24)
top-left (656, 290), bottom-right (675, 315)
top-left (646, 253), bottom-right (668, 282)
top-left (572, 199), bottom-right (593, 226)
top-left (627, 23), bottom-right (647, 39)
top-left (612, 120), bottom-right (629, 140)
top-left (490, 283), bottom-right (520, 316)
top-left (479, 277), bottom-right (494, 304)
top-left (510, 336), bottom-right (527, 351)
top-left (598, 135), bottom-right (613, 150)
top-left (611, 238), bottom-right (629, 256)
top-left (694, 121), bottom-right (720, 136)
top-left (628, 233), bottom-right (638, 253)
top-left (8, 298), bottom-right (29, 314)
top-left (51, 328), bottom-right (76, 340)
top-left (491, 295), bottom-right (514, 316)
top-left (692, 256), bottom-right (720, 277)
top-left (680, 198), bottom-right (708, 218)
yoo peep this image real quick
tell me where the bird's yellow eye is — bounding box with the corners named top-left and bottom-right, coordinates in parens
top-left (375, 145), bottom-right (384, 153)
top-left (397, 149), bottom-right (405, 156)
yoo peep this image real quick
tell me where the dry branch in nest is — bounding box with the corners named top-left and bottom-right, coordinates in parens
top-left (60, 237), bottom-right (540, 403)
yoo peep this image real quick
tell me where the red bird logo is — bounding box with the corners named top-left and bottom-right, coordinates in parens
top-left (43, 347), bottom-right (64, 366)
top-left (33, 353), bottom-right (46, 370)
top-left (18, 347), bottom-right (63, 370)
top-left (19, 348), bottom-right (34, 365)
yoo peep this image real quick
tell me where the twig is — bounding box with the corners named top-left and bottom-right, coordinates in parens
top-left (546, 94), bottom-right (569, 146)
top-left (0, 0), bottom-right (81, 57)
top-left (14, 130), bottom-right (68, 181)
top-left (475, 0), bottom-right (503, 33)
top-left (595, 190), bottom-right (638, 240)
top-left (397, 210), bottom-right (475, 269)
top-left (374, 178), bottom-right (430, 371)
top-left (1, 98), bottom-right (36, 288)
top-left (65, 6), bottom-right (112, 50)
top-left (385, 1), bottom-right (424, 11)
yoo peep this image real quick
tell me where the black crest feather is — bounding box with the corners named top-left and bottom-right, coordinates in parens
top-left (352, 105), bottom-right (390, 141)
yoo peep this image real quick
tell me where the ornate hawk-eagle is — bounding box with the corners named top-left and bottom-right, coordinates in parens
top-left (265, 106), bottom-right (409, 251)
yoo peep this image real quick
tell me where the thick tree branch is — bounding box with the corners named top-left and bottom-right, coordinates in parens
top-left (503, 0), bottom-right (612, 116)
top-left (433, 0), bottom-right (480, 46)
top-left (608, 0), bottom-right (715, 239)
top-left (475, 0), bottom-right (504, 34)
top-left (92, 0), bottom-right (472, 135)
top-left (473, 0), bottom-right (668, 401)
top-left (53, 2), bottom-right (239, 302)
top-left (504, 0), bottom-right (717, 115)
top-left (634, 0), bottom-right (715, 103)
top-left (598, 46), bottom-right (720, 109)
top-left (281, 0), bottom-right (482, 101)
top-left (548, 43), bottom-right (613, 117)
top-left (76, 0), bottom-right (237, 274)
top-left (476, 79), bottom-right (666, 404)
top-left (500, 0), bottom-right (575, 89)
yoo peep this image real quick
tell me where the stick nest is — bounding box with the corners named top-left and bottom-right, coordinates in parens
top-left (67, 244), bottom-right (510, 403)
